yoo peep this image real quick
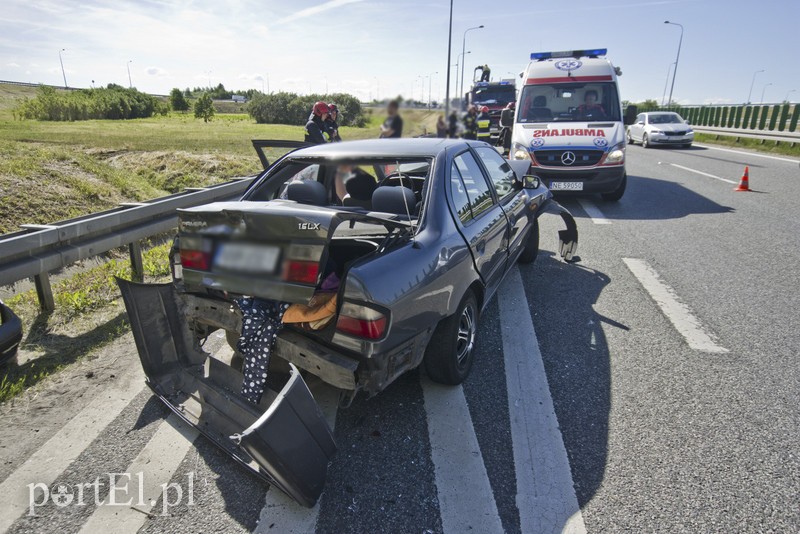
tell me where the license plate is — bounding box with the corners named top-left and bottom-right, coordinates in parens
top-left (215, 243), bottom-right (280, 273)
top-left (550, 181), bottom-right (584, 191)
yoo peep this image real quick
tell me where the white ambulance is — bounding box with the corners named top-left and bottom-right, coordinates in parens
top-left (509, 49), bottom-right (636, 201)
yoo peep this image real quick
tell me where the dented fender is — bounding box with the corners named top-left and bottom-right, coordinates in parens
top-left (541, 198), bottom-right (579, 262)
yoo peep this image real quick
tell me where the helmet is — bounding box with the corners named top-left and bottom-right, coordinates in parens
top-left (480, 106), bottom-right (489, 113)
top-left (328, 103), bottom-right (338, 114)
top-left (312, 101), bottom-right (330, 116)
top-left (506, 101), bottom-right (516, 110)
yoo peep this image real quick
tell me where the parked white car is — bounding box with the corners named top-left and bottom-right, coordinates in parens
top-left (626, 111), bottom-right (693, 148)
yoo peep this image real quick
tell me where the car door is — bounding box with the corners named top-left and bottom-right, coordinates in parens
top-left (472, 146), bottom-right (528, 268)
top-left (632, 113), bottom-right (645, 141)
top-left (450, 150), bottom-right (511, 296)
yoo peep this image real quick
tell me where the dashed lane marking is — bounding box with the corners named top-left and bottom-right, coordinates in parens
top-left (0, 366), bottom-right (146, 533)
top-left (577, 199), bottom-right (613, 224)
top-left (623, 258), bottom-right (729, 353)
top-left (670, 163), bottom-right (738, 184)
top-left (499, 267), bottom-right (588, 534)
top-left (422, 377), bottom-right (504, 533)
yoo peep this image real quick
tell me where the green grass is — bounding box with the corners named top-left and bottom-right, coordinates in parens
top-left (694, 132), bottom-right (800, 158)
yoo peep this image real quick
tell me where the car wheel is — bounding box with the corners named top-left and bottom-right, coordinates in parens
top-left (517, 219), bottom-right (539, 264)
top-left (642, 134), bottom-right (651, 148)
top-left (601, 173), bottom-right (627, 202)
top-left (626, 129), bottom-right (635, 145)
top-left (424, 290), bottom-right (479, 385)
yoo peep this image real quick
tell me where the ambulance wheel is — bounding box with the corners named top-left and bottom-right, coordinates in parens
top-left (601, 173), bottom-right (627, 202)
top-left (642, 134), bottom-right (651, 148)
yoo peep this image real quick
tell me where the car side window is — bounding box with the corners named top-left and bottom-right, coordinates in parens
top-left (474, 146), bottom-right (516, 201)
top-left (450, 162), bottom-right (473, 223)
top-left (454, 151), bottom-right (495, 220)
top-left (636, 113), bottom-right (644, 124)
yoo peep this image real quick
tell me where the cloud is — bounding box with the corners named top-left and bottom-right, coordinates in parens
top-left (277, 0), bottom-right (368, 24)
top-left (146, 67), bottom-right (168, 76)
top-left (6, 62), bottom-right (21, 68)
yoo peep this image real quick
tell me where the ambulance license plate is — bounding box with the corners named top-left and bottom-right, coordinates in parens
top-left (550, 181), bottom-right (584, 191)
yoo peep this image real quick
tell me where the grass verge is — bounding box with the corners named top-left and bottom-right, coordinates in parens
top-left (695, 133), bottom-right (800, 158)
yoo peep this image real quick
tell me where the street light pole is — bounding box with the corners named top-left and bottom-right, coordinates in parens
top-left (760, 82), bottom-right (772, 104)
top-left (58, 49), bottom-right (67, 88)
top-left (661, 62), bottom-right (675, 107)
top-left (664, 21), bottom-right (683, 107)
top-left (747, 69), bottom-right (764, 104)
top-left (127, 60), bottom-right (133, 88)
top-left (460, 25), bottom-right (484, 109)
top-left (455, 51), bottom-right (470, 104)
top-left (444, 0), bottom-right (454, 118)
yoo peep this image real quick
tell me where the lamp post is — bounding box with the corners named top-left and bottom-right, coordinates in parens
top-left (747, 69), bottom-right (764, 104)
top-left (664, 21), bottom-right (683, 106)
top-left (786, 89), bottom-right (797, 103)
top-left (58, 49), bottom-right (67, 88)
top-left (661, 62), bottom-right (675, 107)
top-left (127, 60), bottom-right (133, 88)
top-left (459, 25), bottom-right (484, 109)
top-left (456, 51), bottom-right (471, 105)
top-left (760, 82), bottom-right (772, 104)
top-left (444, 0), bottom-right (454, 118)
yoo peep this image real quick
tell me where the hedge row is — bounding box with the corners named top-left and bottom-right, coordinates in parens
top-left (247, 92), bottom-right (366, 127)
top-left (14, 85), bottom-right (166, 121)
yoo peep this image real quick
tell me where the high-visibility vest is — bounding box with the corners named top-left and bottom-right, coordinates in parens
top-left (477, 116), bottom-right (491, 139)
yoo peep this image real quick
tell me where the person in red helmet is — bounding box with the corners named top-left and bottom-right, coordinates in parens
top-left (305, 101), bottom-right (330, 144)
top-left (325, 103), bottom-right (342, 142)
top-left (477, 105), bottom-right (491, 142)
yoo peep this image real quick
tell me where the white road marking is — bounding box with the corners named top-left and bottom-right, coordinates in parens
top-left (0, 366), bottom-right (146, 533)
top-left (498, 268), bottom-right (588, 534)
top-left (694, 143), bottom-right (800, 164)
top-left (253, 384), bottom-right (339, 534)
top-left (422, 378), bottom-right (503, 534)
top-left (577, 199), bottom-right (612, 225)
top-left (78, 412), bottom-right (199, 534)
top-left (670, 163), bottom-right (738, 184)
top-left (623, 258), bottom-right (729, 353)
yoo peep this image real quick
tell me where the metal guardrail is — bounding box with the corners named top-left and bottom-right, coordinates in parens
top-left (693, 126), bottom-right (800, 144)
top-left (0, 178), bottom-right (254, 310)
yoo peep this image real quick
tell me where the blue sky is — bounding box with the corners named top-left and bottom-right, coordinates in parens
top-left (1, 0), bottom-right (797, 105)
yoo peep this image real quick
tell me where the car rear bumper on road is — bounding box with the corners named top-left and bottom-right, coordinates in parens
top-left (532, 165), bottom-right (626, 194)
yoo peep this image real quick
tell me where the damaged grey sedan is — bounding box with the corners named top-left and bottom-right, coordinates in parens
top-left (117, 138), bottom-right (578, 507)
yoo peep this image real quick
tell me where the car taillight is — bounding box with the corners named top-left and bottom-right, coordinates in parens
top-left (336, 302), bottom-right (388, 340)
top-left (179, 236), bottom-right (212, 271)
top-left (283, 260), bottom-right (319, 284)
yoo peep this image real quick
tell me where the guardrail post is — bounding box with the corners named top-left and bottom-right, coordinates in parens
top-left (129, 241), bottom-right (144, 282)
top-left (34, 273), bottom-right (55, 312)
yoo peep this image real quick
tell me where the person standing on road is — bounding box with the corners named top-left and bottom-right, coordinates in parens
top-left (436, 115), bottom-right (447, 138)
top-left (447, 110), bottom-right (460, 138)
top-left (325, 104), bottom-right (342, 142)
top-left (379, 100), bottom-right (403, 138)
top-left (305, 101), bottom-right (331, 144)
top-left (497, 101), bottom-right (515, 154)
top-left (461, 105), bottom-right (478, 140)
top-left (476, 106), bottom-right (491, 143)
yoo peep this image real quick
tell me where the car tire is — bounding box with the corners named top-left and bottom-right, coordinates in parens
top-left (517, 219), bottom-right (539, 264)
top-left (601, 173), bottom-right (627, 202)
top-left (642, 134), bottom-right (651, 148)
top-left (626, 130), bottom-right (635, 145)
top-left (424, 290), bottom-right (479, 385)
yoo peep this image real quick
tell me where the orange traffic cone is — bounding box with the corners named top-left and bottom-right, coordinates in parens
top-left (734, 166), bottom-right (751, 191)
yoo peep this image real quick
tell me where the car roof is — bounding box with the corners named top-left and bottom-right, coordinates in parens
top-left (644, 111), bottom-right (680, 116)
top-left (287, 138), bottom-right (475, 159)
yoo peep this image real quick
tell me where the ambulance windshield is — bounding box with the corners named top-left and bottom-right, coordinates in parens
top-left (518, 83), bottom-right (620, 123)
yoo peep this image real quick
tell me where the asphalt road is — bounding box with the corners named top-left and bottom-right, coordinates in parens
top-left (1, 142), bottom-right (798, 533)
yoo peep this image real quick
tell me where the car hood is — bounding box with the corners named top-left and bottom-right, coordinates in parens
top-left (513, 122), bottom-right (624, 152)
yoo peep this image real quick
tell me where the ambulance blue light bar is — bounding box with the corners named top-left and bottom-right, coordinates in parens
top-left (530, 49), bottom-right (607, 60)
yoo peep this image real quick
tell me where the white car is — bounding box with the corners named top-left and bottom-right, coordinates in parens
top-left (626, 111), bottom-right (694, 148)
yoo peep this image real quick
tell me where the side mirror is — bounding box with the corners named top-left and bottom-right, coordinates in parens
top-left (522, 175), bottom-right (541, 189)
top-left (623, 105), bottom-right (638, 126)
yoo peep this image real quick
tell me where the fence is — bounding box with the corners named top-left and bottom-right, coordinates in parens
top-left (630, 102), bottom-right (799, 134)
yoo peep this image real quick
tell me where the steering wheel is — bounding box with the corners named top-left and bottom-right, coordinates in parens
top-left (378, 173), bottom-right (424, 192)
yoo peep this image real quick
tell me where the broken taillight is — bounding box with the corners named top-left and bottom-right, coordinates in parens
top-left (179, 236), bottom-right (212, 271)
top-left (336, 302), bottom-right (388, 340)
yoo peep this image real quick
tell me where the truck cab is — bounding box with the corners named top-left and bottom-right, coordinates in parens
top-left (466, 80), bottom-right (517, 135)
top-left (509, 49), bottom-right (635, 201)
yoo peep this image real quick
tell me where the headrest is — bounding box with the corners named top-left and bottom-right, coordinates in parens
top-left (372, 186), bottom-right (416, 215)
top-left (533, 96), bottom-right (546, 107)
top-left (286, 180), bottom-right (327, 206)
top-left (345, 171), bottom-right (377, 201)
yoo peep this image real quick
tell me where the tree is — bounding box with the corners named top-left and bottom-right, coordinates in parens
top-left (169, 88), bottom-right (190, 112)
top-left (194, 93), bottom-right (215, 122)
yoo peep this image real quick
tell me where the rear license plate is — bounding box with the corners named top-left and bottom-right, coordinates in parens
top-left (215, 243), bottom-right (279, 273)
top-left (550, 181), bottom-right (584, 191)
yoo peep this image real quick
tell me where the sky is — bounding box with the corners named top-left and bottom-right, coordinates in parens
top-left (1, 0), bottom-right (798, 105)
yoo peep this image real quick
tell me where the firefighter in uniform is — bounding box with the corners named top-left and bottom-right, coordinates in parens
top-left (476, 106), bottom-right (491, 143)
top-left (461, 105), bottom-right (478, 140)
top-left (497, 101), bottom-right (515, 154)
top-left (305, 101), bottom-right (330, 144)
top-left (325, 103), bottom-right (342, 142)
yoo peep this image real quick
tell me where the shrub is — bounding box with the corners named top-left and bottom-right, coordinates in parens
top-left (247, 92), bottom-right (365, 126)
top-left (194, 93), bottom-right (215, 122)
top-left (14, 85), bottom-right (160, 121)
top-left (169, 88), bottom-right (190, 112)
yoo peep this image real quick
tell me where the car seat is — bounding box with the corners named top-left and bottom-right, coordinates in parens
top-left (527, 95), bottom-right (553, 121)
top-left (342, 170), bottom-right (377, 209)
top-left (371, 186), bottom-right (417, 217)
top-left (286, 180), bottom-right (327, 206)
